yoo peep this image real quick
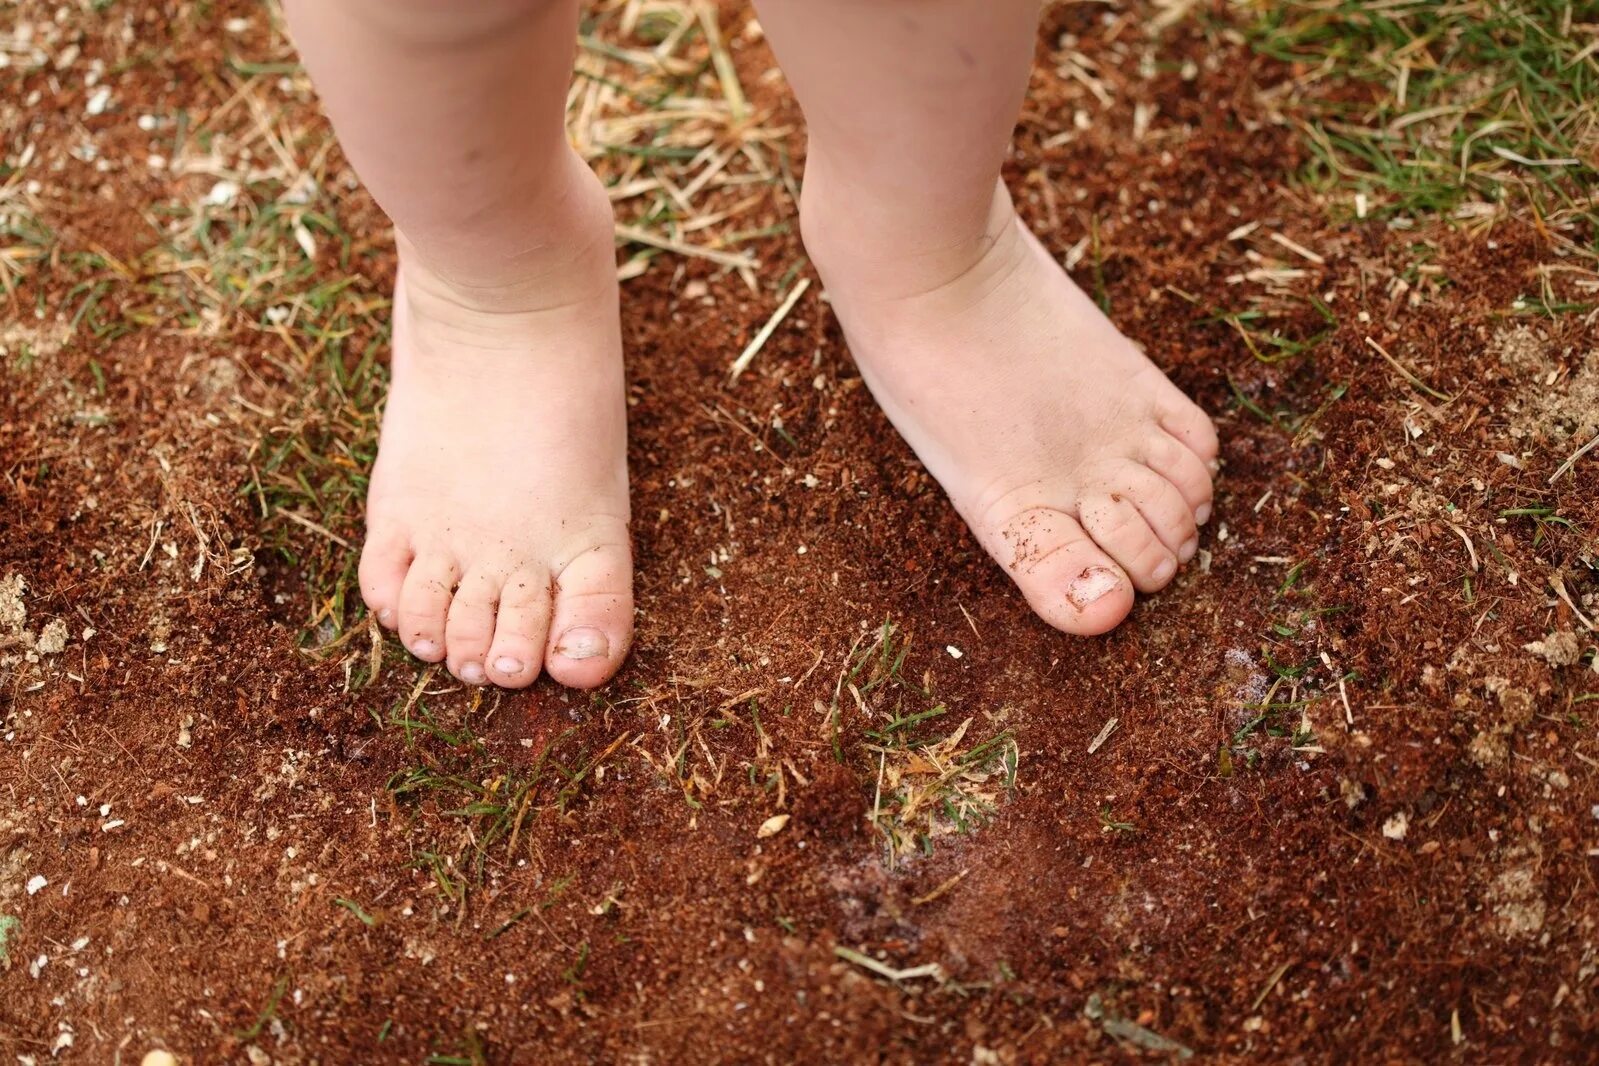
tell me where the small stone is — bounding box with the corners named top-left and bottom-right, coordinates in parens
top-left (1381, 811), bottom-right (1409, 840)
top-left (1523, 630), bottom-right (1583, 668)
top-left (26, 874), bottom-right (47, 895)
top-left (35, 618), bottom-right (67, 655)
top-left (141, 1051), bottom-right (179, 1066)
top-left (0, 573), bottom-right (25, 632)
top-left (204, 180), bottom-right (239, 208)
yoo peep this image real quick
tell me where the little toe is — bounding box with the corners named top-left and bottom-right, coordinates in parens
top-left (359, 530), bottom-right (412, 630)
top-left (545, 544), bottom-right (633, 690)
top-left (987, 507), bottom-right (1135, 636)
top-left (485, 568), bottom-right (553, 689)
top-left (1077, 492), bottom-right (1179, 594)
top-left (396, 553), bottom-right (459, 662)
top-left (1157, 395), bottom-right (1220, 467)
top-left (445, 568), bottom-right (502, 684)
top-left (1143, 430), bottom-right (1215, 524)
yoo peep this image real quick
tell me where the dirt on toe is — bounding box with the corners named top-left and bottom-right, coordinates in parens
top-left (3, 1), bottom-right (1598, 1063)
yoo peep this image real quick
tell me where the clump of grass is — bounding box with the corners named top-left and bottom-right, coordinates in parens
top-left (839, 622), bottom-right (1019, 867)
top-left (1243, 0), bottom-right (1599, 248)
top-left (0, 154), bottom-right (54, 298)
top-left (1225, 561), bottom-right (1352, 770)
top-left (375, 681), bottom-right (624, 909)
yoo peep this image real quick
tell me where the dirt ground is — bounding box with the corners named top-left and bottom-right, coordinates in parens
top-left (4, 1), bottom-right (1599, 1062)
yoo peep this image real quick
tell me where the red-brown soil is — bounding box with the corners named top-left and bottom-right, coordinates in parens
top-left (4, 2), bottom-right (1597, 1063)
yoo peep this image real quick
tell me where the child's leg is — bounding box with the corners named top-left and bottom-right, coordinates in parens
top-left (755, 0), bottom-right (1219, 634)
top-left (284, 0), bottom-right (632, 688)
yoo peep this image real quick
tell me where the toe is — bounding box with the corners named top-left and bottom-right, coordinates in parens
top-left (396, 553), bottom-right (459, 662)
top-left (1077, 491), bottom-right (1179, 594)
top-left (544, 543), bottom-right (633, 690)
top-left (1156, 394), bottom-right (1220, 470)
top-left (986, 507), bottom-right (1136, 636)
top-left (1143, 430), bottom-right (1215, 525)
top-left (359, 530), bottom-right (412, 630)
top-left (485, 567), bottom-right (553, 689)
top-left (1120, 464), bottom-right (1199, 560)
top-left (445, 568), bottom-right (502, 685)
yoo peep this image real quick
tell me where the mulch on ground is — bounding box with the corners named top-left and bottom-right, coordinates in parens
top-left (3, 1), bottom-right (1597, 1062)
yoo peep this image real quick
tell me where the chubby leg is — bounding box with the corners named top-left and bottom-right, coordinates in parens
top-left (755, 0), bottom-right (1218, 634)
top-left (284, 0), bottom-right (632, 688)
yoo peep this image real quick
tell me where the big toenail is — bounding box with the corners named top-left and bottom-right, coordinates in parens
top-left (494, 656), bottom-right (525, 675)
top-left (377, 608), bottom-right (394, 626)
top-left (1195, 503), bottom-right (1212, 525)
top-left (412, 639), bottom-right (440, 658)
top-left (556, 627), bottom-right (608, 660)
top-left (1153, 558), bottom-right (1176, 583)
top-left (459, 661), bottom-right (486, 685)
top-left (1066, 567), bottom-right (1121, 610)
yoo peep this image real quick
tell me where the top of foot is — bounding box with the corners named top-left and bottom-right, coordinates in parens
top-left (804, 184), bottom-right (1218, 635)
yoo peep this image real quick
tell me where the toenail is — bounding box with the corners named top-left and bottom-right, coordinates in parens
top-left (1195, 503), bottom-right (1212, 525)
top-left (494, 656), bottom-right (525, 675)
top-left (411, 639), bottom-right (441, 659)
top-left (1206, 458), bottom-right (1221, 476)
top-left (555, 627), bottom-right (608, 660)
top-left (1066, 567), bottom-right (1121, 611)
top-left (377, 608), bottom-right (394, 627)
top-left (1179, 537), bottom-right (1198, 563)
top-left (459, 661), bottom-right (486, 685)
top-left (1153, 558), bottom-right (1176, 583)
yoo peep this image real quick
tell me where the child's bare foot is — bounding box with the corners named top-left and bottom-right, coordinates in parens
top-left (803, 177), bottom-right (1218, 635)
top-left (358, 169), bottom-right (632, 689)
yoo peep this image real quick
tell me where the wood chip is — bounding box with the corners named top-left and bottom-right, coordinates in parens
top-left (1087, 716), bottom-right (1119, 754)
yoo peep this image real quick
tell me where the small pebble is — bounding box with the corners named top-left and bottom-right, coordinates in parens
top-left (141, 1052), bottom-right (178, 1066)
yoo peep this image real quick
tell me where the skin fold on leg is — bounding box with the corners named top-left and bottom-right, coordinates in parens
top-left (753, 0), bottom-right (1220, 635)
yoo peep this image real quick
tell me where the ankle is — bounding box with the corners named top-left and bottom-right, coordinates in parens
top-left (798, 149), bottom-right (1016, 299)
top-left (395, 151), bottom-right (616, 314)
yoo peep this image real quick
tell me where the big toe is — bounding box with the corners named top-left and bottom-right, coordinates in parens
top-left (544, 543), bottom-right (633, 690)
top-left (989, 507), bottom-right (1136, 636)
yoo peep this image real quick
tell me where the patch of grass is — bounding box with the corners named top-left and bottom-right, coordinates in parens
top-left (0, 163), bottom-right (54, 298)
top-left (1202, 293), bottom-right (1337, 366)
top-left (234, 974), bottom-right (290, 1042)
top-left (840, 622), bottom-right (1020, 867)
top-left (1098, 805), bottom-right (1137, 835)
top-left (376, 686), bottom-right (621, 908)
top-left (1500, 502), bottom-right (1576, 547)
top-left (0, 913), bottom-right (18, 966)
top-left (333, 896), bottom-right (378, 927)
top-left (1228, 375), bottom-right (1348, 443)
top-left (1244, 0), bottom-right (1599, 249)
top-left (426, 1029), bottom-right (490, 1066)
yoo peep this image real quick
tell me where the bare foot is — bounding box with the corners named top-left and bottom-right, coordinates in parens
top-left (358, 167), bottom-right (632, 688)
top-left (802, 179), bottom-right (1218, 635)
